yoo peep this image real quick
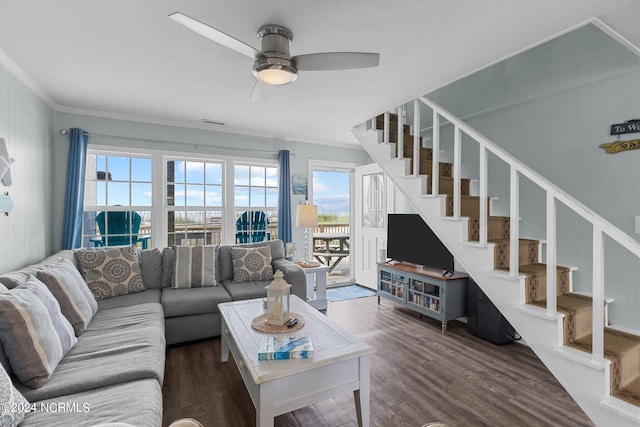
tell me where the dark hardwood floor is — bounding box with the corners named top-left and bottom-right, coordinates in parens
top-left (162, 296), bottom-right (593, 427)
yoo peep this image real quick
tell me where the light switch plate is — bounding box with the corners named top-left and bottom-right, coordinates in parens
top-left (635, 216), bottom-right (640, 235)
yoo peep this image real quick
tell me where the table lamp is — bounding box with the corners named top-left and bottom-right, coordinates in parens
top-left (296, 202), bottom-right (318, 263)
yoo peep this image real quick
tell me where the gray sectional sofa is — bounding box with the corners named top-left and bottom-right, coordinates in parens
top-left (0, 239), bottom-right (306, 427)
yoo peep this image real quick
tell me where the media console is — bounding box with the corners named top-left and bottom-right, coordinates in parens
top-left (377, 261), bottom-right (469, 333)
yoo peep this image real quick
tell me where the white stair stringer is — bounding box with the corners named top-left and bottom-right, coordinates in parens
top-left (352, 125), bottom-right (640, 427)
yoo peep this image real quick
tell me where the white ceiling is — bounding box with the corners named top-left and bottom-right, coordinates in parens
top-left (0, 0), bottom-right (638, 146)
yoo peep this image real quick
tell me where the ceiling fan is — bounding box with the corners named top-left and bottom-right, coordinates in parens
top-left (169, 12), bottom-right (380, 102)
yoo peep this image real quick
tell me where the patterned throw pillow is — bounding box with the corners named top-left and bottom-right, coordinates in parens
top-left (36, 258), bottom-right (98, 336)
top-left (0, 276), bottom-right (77, 388)
top-left (75, 246), bottom-right (145, 300)
top-left (173, 246), bottom-right (217, 288)
top-left (231, 245), bottom-right (274, 283)
top-left (0, 362), bottom-right (29, 426)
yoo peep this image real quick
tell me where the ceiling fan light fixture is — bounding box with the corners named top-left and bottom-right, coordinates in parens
top-left (253, 56), bottom-right (298, 85)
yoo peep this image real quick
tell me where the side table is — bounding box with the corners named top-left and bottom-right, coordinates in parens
top-left (301, 265), bottom-right (330, 310)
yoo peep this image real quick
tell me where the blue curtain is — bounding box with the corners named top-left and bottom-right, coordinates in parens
top-left (62, 128), bottom-right (88, 249)
top-left (277, 150), bottom-right (292, 243)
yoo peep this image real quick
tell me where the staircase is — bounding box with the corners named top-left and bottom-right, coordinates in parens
top-left (352, 99), bottom-right (640, 426)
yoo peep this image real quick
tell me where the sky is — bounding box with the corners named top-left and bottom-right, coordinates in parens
top-left (312, 170), bottom-right (350, 217)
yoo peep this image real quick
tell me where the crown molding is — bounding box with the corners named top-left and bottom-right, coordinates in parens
top-left (55, 105), bottom-right (362, 149)
top-left (0, 47), bottom-right (57, 109)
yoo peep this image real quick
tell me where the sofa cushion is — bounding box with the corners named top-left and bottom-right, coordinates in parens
top-left (161, 286), bottom-right (231, 317)
top-left (16, 322), bottom-right (165, 402)
top-left (0, 276), bottom-right (77, 388)
top-left (36, 259), bottom-right (98, 336)
top-left (161, 247), bottom-right (176, 288)
top-left (0, 250), bottom-right (76, 289)
top-left (85, 303), bottom-right (164, 336)
top-left (231, 245), bottom-right (273, 283)
top-left (96, 289), bottom-right (161, 311)
top-left (75, 247), bottom-right (145, 300)
top-left (139, 248), bottom-right (163, 289)
top-left (173, 245), bottom-right (217, 288)
top-left (218, 240), bottom-right (285, 282)
top-left (18, 379), bottom-right (162, 427)
top-left (221, 279), bottom-right (269, 301)
top-left (0, 362), bottom-right (29, 426)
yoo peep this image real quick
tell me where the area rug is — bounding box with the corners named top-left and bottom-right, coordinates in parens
top-left (326, 285), bottom-right (376, 302)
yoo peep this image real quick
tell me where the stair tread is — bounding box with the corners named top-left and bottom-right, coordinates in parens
top-left (569, 328), bottom-right (640, 355)
top-left (532, 293), bottom-right (593, 313)
top-left (503, 263), bottom-right (572, 275)
top-left (616, 376), bottom-right (640, 406)
top-left (489, 238), bottom-right (540, 245)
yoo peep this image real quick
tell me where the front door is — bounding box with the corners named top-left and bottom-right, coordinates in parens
top-left (354, 164), bottom-right (393, 289)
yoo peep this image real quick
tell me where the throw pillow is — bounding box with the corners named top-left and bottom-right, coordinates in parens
top-left (173, 245), bottom-right (217, 288)
top-left (0, 276), bottom-right (77, 388)
top-left (36, 258), bottom-right (98, 336)
top-left (0, 362), bottom-right (30, 426)
top-left (231, 245), bottom-right (274, 283)
top-left (75, 246), bottom-right (145, 300)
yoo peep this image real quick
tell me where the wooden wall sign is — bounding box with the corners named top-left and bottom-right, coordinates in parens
top-left (610, 120), bottom-right (640, 136)
top-left (599, 138), bottom-right (640, 154)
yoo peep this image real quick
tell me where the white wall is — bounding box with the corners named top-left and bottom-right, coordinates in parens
top-left (0, 66), bottom-right (54, 273)
top-left (424, 24), bottom-right (640, 328)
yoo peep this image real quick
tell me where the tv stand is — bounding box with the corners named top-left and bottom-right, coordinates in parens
top-left (377, 262), bottom-right (468, 333)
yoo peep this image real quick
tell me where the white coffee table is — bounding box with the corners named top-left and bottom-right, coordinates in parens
top-left (219, 295), bottom-right (372, 427)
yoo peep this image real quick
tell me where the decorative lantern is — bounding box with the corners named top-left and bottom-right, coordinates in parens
top-left (265, 270), bottom-right (292, 326)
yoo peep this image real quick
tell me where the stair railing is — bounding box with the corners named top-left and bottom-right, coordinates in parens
top-left (376, 97), bottom-right (640, 364)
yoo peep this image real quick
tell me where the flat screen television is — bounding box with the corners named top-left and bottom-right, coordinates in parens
top-left (386, 214), bottom-right (454, 272)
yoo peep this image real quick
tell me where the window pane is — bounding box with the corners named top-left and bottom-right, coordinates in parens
top-left (205, 163), bottom-right (222, 185)
top-left (174, 184), bottom-right (186, 206)
top-left (97, 155), bottom-right (106, 172)
top-left (235, 186), bottom-right (249, 207)
top-left (174, 161), bottom-right (185, 183)
top-left (205, 185), bottom-right (222, 207)
top-left (266, 188), bottom-right (278, 207)
top-left (250, 166), bottom-right (265, 186)
top-left (235, 165), bottom-right (249, 185)
top-left (132, 183), bottom-right (152, 206)
top-left (108, 156), bottom-right (130, 181)
top-left (186, 162), bottom-right (204, 184)
top-left (96, 181), bottom-right (106, 206)
top-left (186, 184), bottom-right (204, 206)
top-left (131, 158), bottom-right (152, 182)
top-left (266, 167), bottom-right (278, 187)
top-left (173, 211), bottom-right (187, 231)
top-left (107, 182), bottom-right (129, 205)
top-left (250, 187), bottom-right (265, 207)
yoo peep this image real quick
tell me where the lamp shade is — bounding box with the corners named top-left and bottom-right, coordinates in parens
top-left (296, 204), bottom-right (318, 228)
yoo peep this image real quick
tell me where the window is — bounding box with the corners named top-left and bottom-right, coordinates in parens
top-left (362, 172), bottom-right (385, 229)
top-left (166, 159), bottom-right (224, 246)
top-left (83, 153), bottom-right (153, 248)
top-left (233, 163), bottom-right (278, 242)
top-left (82, 149), bottom-right (279, 248)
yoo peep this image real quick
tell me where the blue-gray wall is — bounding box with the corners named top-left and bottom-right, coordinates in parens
top-left (0, 66), bottom-right (54, 273)
top-left (52, 112), bottom-right (369, 256)
top-left (423, 24), bottom-right (640, 328)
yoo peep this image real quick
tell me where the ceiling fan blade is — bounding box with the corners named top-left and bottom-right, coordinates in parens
top-left (294, 52), bottom-right (380, 71)
top-left (169, 12), bottom-right (259, 60)
top-left (251, 80), bottom-right (274, 102)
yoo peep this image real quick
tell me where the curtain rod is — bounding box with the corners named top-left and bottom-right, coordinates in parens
top-left (59, 129), bottom-right (296, 157)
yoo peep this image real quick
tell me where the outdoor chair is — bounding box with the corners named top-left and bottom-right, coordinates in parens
top-left (90, 211), bottom-right (151, 249)
top-left (235, 211), bottom-right (271, 243)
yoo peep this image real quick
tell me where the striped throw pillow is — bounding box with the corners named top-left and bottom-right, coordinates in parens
top-left (173, 246), bottom-right (217, 288)
top-left (36, 259), bottom-right (98, 336)
top-left (0, 276), bottom-right (77, 388)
